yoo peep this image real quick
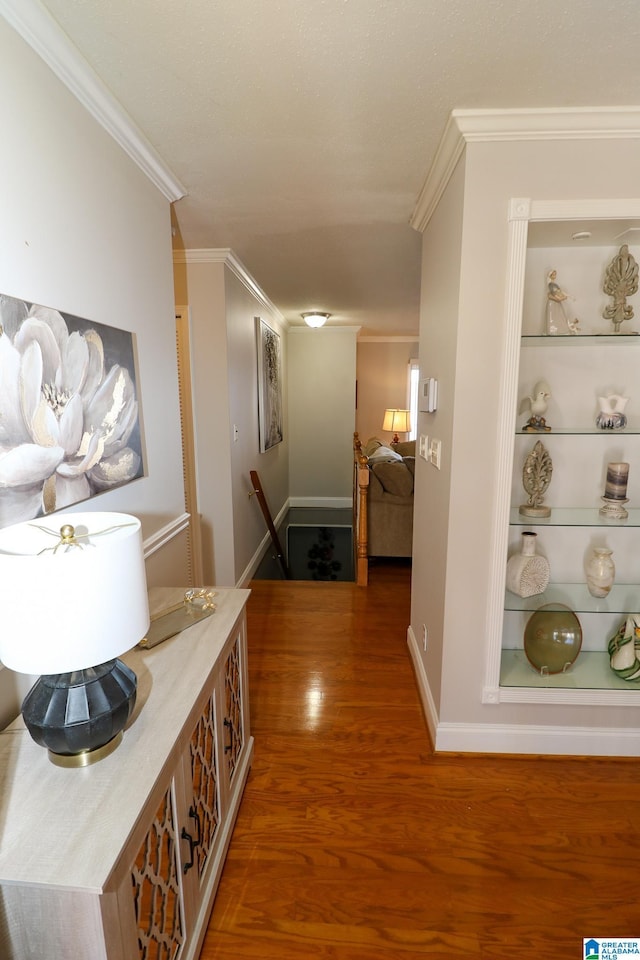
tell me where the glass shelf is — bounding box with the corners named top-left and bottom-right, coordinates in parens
top-left (509, 507), bottom-right (640, 527)
top-left (500, 648), bottom-right (640, 691)
top-left (521, 334), bottom-right (640, 345)
top-left (515, 425), bottom-right (640, 435)
top-left (504, 583), bottom-right (640, 613)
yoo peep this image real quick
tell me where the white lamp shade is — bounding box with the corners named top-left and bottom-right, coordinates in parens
top-left (0, 512), bottom-right (149, 674)
top-left (382, 409), bottom-right (411, 433)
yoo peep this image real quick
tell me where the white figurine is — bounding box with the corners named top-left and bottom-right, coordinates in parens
top-left (546, 270), bottom-right (579, 335)
top-left (519, 379), bottom-right (552, 432)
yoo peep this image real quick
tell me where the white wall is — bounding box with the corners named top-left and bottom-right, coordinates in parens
top-left (411, 155), bottom-right (465, 720)
top-left (0, 18), bottom-right (187, 725)
top-left (174, 258), bottom-right (233, 585)
top-left (412, 129), bottom-right (640, 752)
top-left (356, 339), bottom-right (419, 444)
top-left (226, 268), bottom-right (289, 582)
top-left (175, 253), bottom-right (289, 586)
top-left (288, 327), bottom-right (359, 506)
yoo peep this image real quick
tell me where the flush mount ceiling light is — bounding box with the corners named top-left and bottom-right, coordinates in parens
top-left (301, 311), bottom-right (331, 328)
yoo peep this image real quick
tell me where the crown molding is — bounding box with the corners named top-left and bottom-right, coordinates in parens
top-left (0, 0), bottom-right (185, 202)
top-left (358, 335), bottom-right (419, 343)
top-left (410, 112), bottom-right (467, 234)
top-left (173, 248), bottom-right (236, 265)
top-left (410, 106), bottom-right (640, 234)
top-left (173, 248), bottom-right (286, 325)
top-left (452, 105), bottom-right (640, 141)
top-left (288, 325), bottom-right (362, 334)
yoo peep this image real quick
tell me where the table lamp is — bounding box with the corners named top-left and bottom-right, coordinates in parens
top-left (0, 511), bottom-right (149, 767)
top-left (382, 408), bottom-right (411, 444)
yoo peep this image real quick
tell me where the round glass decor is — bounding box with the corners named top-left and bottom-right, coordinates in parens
top-left (523, 603), bottom-right (582, 675)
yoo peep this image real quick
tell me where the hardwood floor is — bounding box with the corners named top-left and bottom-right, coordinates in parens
top-left (200, 561), bottom-right (640, 959)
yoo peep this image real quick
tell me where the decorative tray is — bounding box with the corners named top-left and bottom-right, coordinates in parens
top-left (139, 590), bottom-right (216, 649)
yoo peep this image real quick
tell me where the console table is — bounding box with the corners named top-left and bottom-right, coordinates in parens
top-left (0, 586), bottom-right (253, 960)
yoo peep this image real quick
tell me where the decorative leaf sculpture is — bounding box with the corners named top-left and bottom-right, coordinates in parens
top-left (602, 244), bottom-right (639, 333)
top-left (519, 440), bottom-right (553, 517)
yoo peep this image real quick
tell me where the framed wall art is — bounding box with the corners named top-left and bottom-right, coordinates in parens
top-left (0, 291), bottom-right (145, 528)
top-left (256, 316), bottom-right (283, 452)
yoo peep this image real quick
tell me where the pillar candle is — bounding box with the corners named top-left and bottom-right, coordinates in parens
top-left (604, 462), bottom-right (629, 500)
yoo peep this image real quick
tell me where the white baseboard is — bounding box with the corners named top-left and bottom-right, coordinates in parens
top-left (434, 721), bottom-right (640, 757)
top-left (406, 626), bottom-right (640, 757)
top-left (237, 500), bottom-right (290, 586)
top-left (406, 626), bottom-right (439, 748)
top-left (288, 497), bottom-right (352, 509)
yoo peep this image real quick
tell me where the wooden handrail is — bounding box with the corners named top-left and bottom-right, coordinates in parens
top-left (250, 470), bottom-right (291, 579)
top-left (353, 432), bottom-right (370, 586)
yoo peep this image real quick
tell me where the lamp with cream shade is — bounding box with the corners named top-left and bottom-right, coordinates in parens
top-left (382, 408), bottom-right (411, 444)
top-left (0, 511), bottom-right (149, 766)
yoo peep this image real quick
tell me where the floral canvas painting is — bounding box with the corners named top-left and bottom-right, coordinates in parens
top-left (0, 292), bottom-right (144, 527)
top-left (256, 317), bottom-right (283, 452)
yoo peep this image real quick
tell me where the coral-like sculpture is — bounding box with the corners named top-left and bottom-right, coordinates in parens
top-left (603, 244), bottom-right (639, 333)
top-left (519, 440), bottom-right (553, 518)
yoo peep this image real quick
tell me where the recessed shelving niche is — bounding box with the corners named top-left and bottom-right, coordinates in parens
top-left (483, 198), bottom-right (640, 707)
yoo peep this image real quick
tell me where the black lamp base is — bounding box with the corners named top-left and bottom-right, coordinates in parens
top-left (22, 659), bottom-right (137, 767)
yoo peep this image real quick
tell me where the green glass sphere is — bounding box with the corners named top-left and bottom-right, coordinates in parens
top-left (524, 603), bottom-right (582, 675)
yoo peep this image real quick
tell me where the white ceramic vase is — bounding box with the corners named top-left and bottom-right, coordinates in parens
top-left (596, 394), bottom-right (628, 430)
top-left (586, 547), bottom-right (615, 598)
top-left (505, 532), bottom-right (550, 598)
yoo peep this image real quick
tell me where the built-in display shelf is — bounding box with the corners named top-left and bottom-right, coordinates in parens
top-left (500, 648), bottom-right (640, 692)
top-left (487, 198), bottom-right (640, 716)
top-left (509, 508), bottom-right (640, 527)
top-left (504, 583), bottom-right (640, 613)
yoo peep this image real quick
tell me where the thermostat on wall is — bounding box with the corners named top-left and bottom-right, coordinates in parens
top-left (419, 377), bottom-right (438, 413)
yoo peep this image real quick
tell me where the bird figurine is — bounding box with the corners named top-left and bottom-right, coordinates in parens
top-left (519, 380), bottom-right (552, 432)
top-left (596, 393), bottom-right (628, 430)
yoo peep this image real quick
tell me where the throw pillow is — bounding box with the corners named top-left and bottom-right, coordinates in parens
top-left (363, 437), bottom-right (383, 457)
top-left (394, 440), bottom-right (416, 458)
top-left (371, 461), bottom-right (414, 497)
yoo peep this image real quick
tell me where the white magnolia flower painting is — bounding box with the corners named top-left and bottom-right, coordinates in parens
top-left (0, 292), bottom-right (144, 526)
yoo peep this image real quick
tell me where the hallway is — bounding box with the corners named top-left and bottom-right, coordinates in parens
top-left (200, 562), bottom-right (640, 959)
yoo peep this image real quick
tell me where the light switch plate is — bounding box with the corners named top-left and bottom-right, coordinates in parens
top-left (419, 434), bottom-right (428, 459)
top-left (429, 438), bottom-right (442, 469)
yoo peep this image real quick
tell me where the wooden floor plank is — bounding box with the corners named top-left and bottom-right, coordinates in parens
top-left (199, 563), bottom-right (640, 959)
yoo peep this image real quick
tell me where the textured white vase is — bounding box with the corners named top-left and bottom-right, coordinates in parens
top-left (586, 547), bottom-right (615, 598)
top-left (505, 532), bottom-right (550, 598)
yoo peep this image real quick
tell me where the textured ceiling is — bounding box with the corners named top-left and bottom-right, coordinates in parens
top-left (37, 0), bottom-right (640, 335)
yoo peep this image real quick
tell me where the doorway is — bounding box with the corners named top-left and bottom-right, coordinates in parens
top-left (175, 306), bottom-right (204, 585)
